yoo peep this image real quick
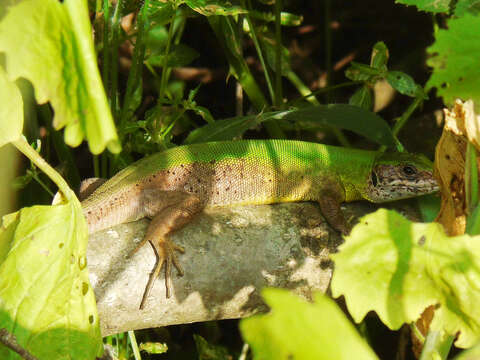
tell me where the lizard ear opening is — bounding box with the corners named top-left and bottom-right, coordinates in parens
top-left (371, 171), bottom-right (378, 187)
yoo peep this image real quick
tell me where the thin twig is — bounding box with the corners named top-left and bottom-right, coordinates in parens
top-left (0, 328), bottom-right (38, 360)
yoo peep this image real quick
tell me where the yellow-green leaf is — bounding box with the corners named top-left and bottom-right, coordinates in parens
top-left (0, 194), bottom-right (102, 359)
top-left (331, 209), bottom-right (480, 348)
top-left (240, 289), bottom-right (378, 360)
top-left (0, 66), bottom-right (23, 148)
top-left (0, 0), bottom-right (120, 154)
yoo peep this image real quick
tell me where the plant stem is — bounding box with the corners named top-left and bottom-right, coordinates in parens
top-left (120, 0), bottom-right (149, 126)
top-left (110, 0), bottom-right (122, 120)
top-left (102, 0), bottom-right (110, 100)
top-left (466, 141), bottom-right (479, 214)
top-left (12, 137), bottom-right (72, 201)
top-left (419, 329), bottom-right (454, 360)
top-left (158, 7), bottom-right (177, 104)
top-left (244, 0), bottom-right (275, 104)
top-left (273, 0), bottom-right (283, 107)
top-left (0, 328), bottom-right (38, 360)
top-left (324, 0), bottom-right (332, 103)
top-left (128, 330), bottom-right (142, 360)
top-left (286, 71), bottom-right (350, 147)
top-left (288, 81), bottom-right (363, 106)
top-left (392, 95), bottom-right (423, 137)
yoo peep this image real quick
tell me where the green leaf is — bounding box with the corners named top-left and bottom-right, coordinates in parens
top-left (349, 86), bottom-right (373, 111)
top-left (146, 44), bottom-right (200, 68)
top-left (370, 41), bottom-right (389, 71)
top-left (331, 209), bottom-right (480, 348)
top-left (279, 12), bottom-right (303, 26)
top-left (185, 105), bottom-right (397, 148)
top-left (184, 0), bottom-right (246, 16)
top-left (0, 0), bottom-right (120, 154)
top-left (386, 71), bottom-right (422, 98)
top-left (146, 25), bottom-right (169, 51)
top-left (282, 105), bottom-right (397, 148)
top-left (148, 1), bottom-right (176, 25)
top-left (240, 289), bottom-right (378, 360)
top-left (454, 0), bottom-right (480, 16)
top-left (249, 10), bottom-right (303, 26)
top-left (194, 334), bottom-right (231, 360)
top-left (454, 342), bottom-right (480, 359)
top-left (345, 62), bottom-right (383, 82)
top-left (426, 15), bottom-right (480, 110)
top-left (395, 0), bottom-right (450, 13)
top-left (139, 341), bottom-right (168, 354)
top-left (0, 67), bottom-right (23, 148)
top-left (208, 16), bottom-right (268, 112)
top-left (259, 34), bottom-right (292, 76)
top-left (183, 112), bottom-right (271, 144)
top-left (0, 195), bottom-right (102, 359)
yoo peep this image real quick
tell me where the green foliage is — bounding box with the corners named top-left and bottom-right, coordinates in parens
top-left (346, 41), bottom-right (426, 108)
top-left (240, 289), bottom-right (378, 360)
top-left (139, 341), bottom-right (168, 354)
top-left (395, 0), bottom-right (450, 13)
top-left (0, 67), bottom-right (23, 148)
top-left (454, 0), bottom-right (480, 16)
top-left (0, 0), bottom-right (120, 154)
top-left (331, 209), bottom-right (480, 348)
top-left (185, 105), bottom-right (398, 148)
top-left (194, 334), bottom-right (231, 360)
top-left (146, 44), bottom-right (200, 68)
top-left (184, 0), bottom-right (246, 16)
top-left (426, 15), bottom-right (480, 111)
top-left (0, 0), bottom-right (459, 358)
top-left (0, 195), bottom-right (102, 359)
top-left (455, 342), bottom-right (480, 359)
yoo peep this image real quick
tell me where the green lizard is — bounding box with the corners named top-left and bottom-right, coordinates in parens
top-left (81, 139), bottom-right (438, 308)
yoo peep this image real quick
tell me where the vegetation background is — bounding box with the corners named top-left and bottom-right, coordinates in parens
top-left (2, 0), bottom-right (480, 359)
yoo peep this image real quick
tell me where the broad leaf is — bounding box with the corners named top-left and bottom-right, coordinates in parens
top-left (426, 15), bottom-right (480, 111)
top-left (0, 0), bottom-right (120, 154)
top-left (331, 209), bottom-right (480, 348)
top-left (454, 0), bottom-right (480, 16)
top-left (0, 193), bottom-right (102, 359)
top-left (395, 0), bottom-right (450, 13)
top-left (240, 289), bottom-right (378, 360)
top-left (282, 105), bottom-right (397, 148)
top-left (185, 105), bottom-right (397, 148)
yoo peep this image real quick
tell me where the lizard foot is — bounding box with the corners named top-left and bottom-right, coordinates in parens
top-left (139, 238), bottom-right (185, 309)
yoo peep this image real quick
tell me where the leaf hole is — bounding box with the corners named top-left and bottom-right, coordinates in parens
top-left (89, 315), bottom-right (94, 324)
top-left (82, 282), bottom-right (89, 296)
top-left (418, 235), bottom-right (426, 246)
top-left (78, 256), bottom-right (87, 270)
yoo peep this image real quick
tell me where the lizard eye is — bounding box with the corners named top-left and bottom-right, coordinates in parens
top-left (371, 171), bottom-right (378, 187)
top-left (402, 165), bottom-right (417, 176)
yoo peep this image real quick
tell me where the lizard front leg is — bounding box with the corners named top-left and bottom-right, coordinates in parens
top-left (318, 193), bottom-right (349, 235)
top-left (131, 189), bottom-right (204, 309)
top-left (315, 177), bottom-right (349, 235)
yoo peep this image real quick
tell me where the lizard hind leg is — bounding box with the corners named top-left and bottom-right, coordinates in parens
top-left (137, 190), bottom-right (204, 309)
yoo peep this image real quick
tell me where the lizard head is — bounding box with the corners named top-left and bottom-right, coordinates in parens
top-left (364, 152), bottom-right (439, 203)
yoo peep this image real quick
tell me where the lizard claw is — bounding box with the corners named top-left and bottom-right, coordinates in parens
top-left (139, 238), bottom-right (185, 309)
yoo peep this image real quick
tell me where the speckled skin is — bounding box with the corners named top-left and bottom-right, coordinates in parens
top-left (81, 139), bottom-right (438, 306)
top-left (83, 140), bottom-right (375, 232)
